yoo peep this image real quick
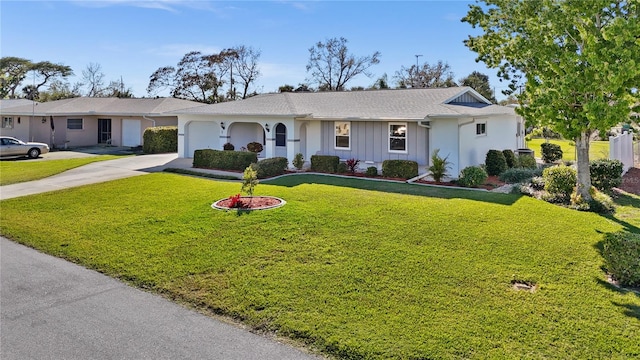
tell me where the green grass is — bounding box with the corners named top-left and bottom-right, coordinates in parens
top-left (1, 173), bottom-right (639, 359)
top-left (526, 138), bottom-right (610, 161)
top-left (0, 155), bottom-right (124, 185)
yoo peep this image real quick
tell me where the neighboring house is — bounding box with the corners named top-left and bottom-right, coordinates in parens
top-left (174, 87), bottom-right (525, 177)
top-left (0, 97), bottom-right (202, 148)
top-left (0, 99), bottom-right (36, 141)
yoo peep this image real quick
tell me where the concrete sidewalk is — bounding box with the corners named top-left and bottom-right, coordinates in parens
top-left (0, 237), bottom-right (321, 360)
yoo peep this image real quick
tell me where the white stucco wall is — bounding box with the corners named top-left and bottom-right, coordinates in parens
top-left (429, 118), bottom-right (460, 176)
top-left (458, 115), bottom-right (519, 174)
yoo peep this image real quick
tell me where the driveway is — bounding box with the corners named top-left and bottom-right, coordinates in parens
top-left (1, 237), bottom-right (320, 360)
top-left (0, 153), bottom-right (187, 200)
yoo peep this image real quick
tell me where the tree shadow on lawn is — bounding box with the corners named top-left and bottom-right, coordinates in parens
top-left (263, 174), bottom-right (521, 206)
top-left (595, 278), bottom-right (640, 320)
top-left (611, 190), bottom-right (640, 209)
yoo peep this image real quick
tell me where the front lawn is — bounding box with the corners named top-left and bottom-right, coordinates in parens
top-left (0, 155), bottom-right (123, 185)
top-left (1, 173), bottom-right (638, 359)
top-left (526, 138), bottom-right (610, 161)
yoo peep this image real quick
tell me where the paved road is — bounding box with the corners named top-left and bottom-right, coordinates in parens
top-left (0, 154), bottom-right (320, 359)
top-left (1, 238), bottom-right (320, 360)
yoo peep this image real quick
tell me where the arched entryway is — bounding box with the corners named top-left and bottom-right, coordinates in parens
top-left (275, 123), bottom-right (287, 157)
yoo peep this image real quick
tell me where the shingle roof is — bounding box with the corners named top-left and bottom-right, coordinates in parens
top-left (0, 99), bottom-right (35, 110)
top-left (1, 97), bottom-right (203, 116)
top-left (173, 87), bottom-right (515, 119)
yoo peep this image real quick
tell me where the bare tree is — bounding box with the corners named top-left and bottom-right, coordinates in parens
top-left (232, 45), bottom-right (261, 99)
top-left (82, 63), bottom-right (105, 97)
top-left (306, 37), bottom-right (380, 91)
top-left (394, 60), bottom-right (456, 88)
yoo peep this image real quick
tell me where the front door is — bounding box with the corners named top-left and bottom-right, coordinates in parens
top-left (98, 119), bottom-right (111, 144)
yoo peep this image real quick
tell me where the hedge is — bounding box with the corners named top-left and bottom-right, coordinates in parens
top-left (541, 142), bottom-right (563, 163)
top-left (485, 150), bottom-right (508, 176)
top-left (590, 159), bottom-right (623, 192)
top-left (310, 155), bottom-right (340, 173)
top-left (602, 231), bottom-right (640, 287)
top-left (143, 126), bottom-right (177, 154)
top-left (382, 160), bottom-right (418, 179)
top-left (254, 157), bottom-right (288, 179)
top-left (193, 149), bottom-right (257, 171)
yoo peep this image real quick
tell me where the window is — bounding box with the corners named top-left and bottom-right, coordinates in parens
top-left (476, 123), bottom-right (487, 136)
top-left (67, 118), bottom-right (83, 130)
top-left (335, 121), bottom-right (350, 149)
top-left (275, 123), bottom-right (286, 147)
top-left (389, 122), bottom-right (407, 152)
top-left (2, 117), bottom-right (13, 129)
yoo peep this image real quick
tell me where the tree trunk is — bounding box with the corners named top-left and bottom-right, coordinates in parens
top-left (575, 131), bottom-right (592, 201)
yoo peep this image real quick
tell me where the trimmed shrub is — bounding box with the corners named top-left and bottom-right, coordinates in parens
top-left (590, 159), bottom-right (623, 192)
top-left (310, 155), bottom-right (340, 173)
top-left (193, 149), bottom-right (257, 171)
top-left (337, 162), bottom-right (348, 173)
top-left (292, 153), bottom-right (304, 170)
top-left (516, 154), bottom-right (537, 169)
top-left (246, 142), bottom-right (264, 153)
top-left (428, 149), bottom-right (451, 182)
top-left (143, 126), bottom-right (177, 154)
top-left (458, 166), bottom-right (488, 188)
top-left (253, 157), bottom-right (288, 179)
top-left (602, 231), bottom-right (640, 287)
top-left (382, 160), bottom-right (418, 179)
top-left (223, 142), bottom-right (235, 151)
top-left (366, 166), bottom-right (378, 177)
top-left (502, 149), bottom-right (516, 168)
top-left (485, 149), bottom-right (508, 176)
top-left (543, 165), bottom-right (576, 199)
top-left (499, 168), bottom-right (543, 184)
top-left (541, 142), bottom-right (563, 163)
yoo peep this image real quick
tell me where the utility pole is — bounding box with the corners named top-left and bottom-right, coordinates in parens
top-left (414, 55), bottom-right (423, 88)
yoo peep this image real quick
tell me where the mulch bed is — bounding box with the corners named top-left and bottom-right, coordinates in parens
top-left (215, 196), bottom-right (282, 210)
top-left (617, 167), bottom-right (640, 195)
top-left (415, 175), bottom-right (506, 191)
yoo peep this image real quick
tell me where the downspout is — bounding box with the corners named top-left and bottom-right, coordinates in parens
top-left (456, 117), bottom-right (476, 178)
top-left (408, 118), bottom-right (434, 183)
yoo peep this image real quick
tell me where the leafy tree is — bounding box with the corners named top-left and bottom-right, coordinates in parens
top-left (463, 0), bottom-right (639, 200)
top-left (370, 73), bottom-right (390, 89)
top-left (394, 60), bottom-right (457, 88)
top-left (279, 84), bottom-right (294, 92)
top-left (82, 62), bottom-right (106, 97)
top-left (459, 71), bottom-right (496, 103)
top-left (306, 37), bottom-right (380, 91)
top-left (148, 48), bottom-right (254, 104)
top-left (294, 83), bottom-right (313, 92)
top-left (1, 57), bottom-right (32, 98)
top-left (37, 79), bottom-right (82, 102)
top-left (104, 77), bottom-right (133, 98)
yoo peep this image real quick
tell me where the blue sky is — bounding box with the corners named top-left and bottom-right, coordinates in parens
top-left (1, 0), bottom-right (509, 100)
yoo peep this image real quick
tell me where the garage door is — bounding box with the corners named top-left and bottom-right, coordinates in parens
top-left (187, 121), bottom-right (218, 157)
top-left (122, 119), bottom-right (141, 147)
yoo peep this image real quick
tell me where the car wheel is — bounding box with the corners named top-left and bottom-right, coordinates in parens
top-left (28, 148), bottom-right (41, 158)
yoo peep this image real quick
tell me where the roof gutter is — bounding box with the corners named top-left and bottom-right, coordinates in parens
top-left (143, 115), bottom-right (156, 127)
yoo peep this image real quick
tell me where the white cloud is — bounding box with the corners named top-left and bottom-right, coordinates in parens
top-left (69, 0), bottom-right (217, 13)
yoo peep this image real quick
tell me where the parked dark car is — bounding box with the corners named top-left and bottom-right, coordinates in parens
top-left (0, 136), bottom-right (50, 158)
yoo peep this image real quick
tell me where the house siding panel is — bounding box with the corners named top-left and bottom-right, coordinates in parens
top-left (319, 121), bottom-right (428, 166)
